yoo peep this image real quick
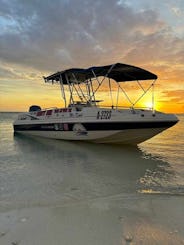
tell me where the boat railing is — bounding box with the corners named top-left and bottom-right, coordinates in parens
top-left (42, 107), bottom-right (58, 111)
top-left (29, 107), bottom-right (73, 117)
top-left (100, 105), bottom-right (153, 110)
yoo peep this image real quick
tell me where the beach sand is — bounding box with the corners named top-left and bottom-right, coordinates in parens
top-left (1, 194), bottom-right (184, 245)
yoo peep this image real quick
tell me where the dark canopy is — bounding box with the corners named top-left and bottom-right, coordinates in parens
top-left (44, 63), bottom-right (157, 84)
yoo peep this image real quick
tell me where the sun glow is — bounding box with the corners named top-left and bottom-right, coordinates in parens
top-left (140, 99), bottom-right (160, 111)
top-left (145, 101), bottom-right (153, 109)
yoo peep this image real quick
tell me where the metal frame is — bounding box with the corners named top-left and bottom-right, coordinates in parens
top-left (48, 64), bottom-right (156, 112)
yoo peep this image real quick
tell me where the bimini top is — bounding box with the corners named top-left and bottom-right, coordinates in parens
top-left (44, 63), bottom-right (157, 84)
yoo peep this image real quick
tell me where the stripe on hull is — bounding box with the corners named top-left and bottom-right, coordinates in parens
top-left (14, 120), bottom-right (176, 131)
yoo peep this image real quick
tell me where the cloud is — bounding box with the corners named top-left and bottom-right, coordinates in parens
top-left (0, 0), bottom-right (184, 113)
top-left (0, 61), bottom-right (43, 81)
top-left (160, 89), bottom-right (184, 103)
top-left (0, 0), bottom-right (170, 73)
top-left (0, 66), bottom-right (16, 79)
top-left (171, 7), bottom-right (183, 17)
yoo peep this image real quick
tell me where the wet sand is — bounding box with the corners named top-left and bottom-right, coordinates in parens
top-left (1, 193), bottom-right (184, 245)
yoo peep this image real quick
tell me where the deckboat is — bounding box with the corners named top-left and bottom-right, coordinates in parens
top-left (13, 63), bottom-right (178, 144)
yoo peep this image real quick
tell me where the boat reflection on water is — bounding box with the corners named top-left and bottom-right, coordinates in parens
top-left (14, 133), bottom-right (176, 200)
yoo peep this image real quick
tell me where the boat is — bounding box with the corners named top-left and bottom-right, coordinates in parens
top-left (13, 63), bottom-right (178, 144)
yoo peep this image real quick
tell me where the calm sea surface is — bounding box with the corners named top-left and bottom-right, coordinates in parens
top-left (0, 112), bottom-right (184, 244)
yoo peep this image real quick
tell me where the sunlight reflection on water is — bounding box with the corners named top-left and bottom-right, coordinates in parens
top-left (139, 114), bottom-right (184, 165)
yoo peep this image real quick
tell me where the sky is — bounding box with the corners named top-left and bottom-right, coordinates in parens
top-left (0, 0), bottom-right (184, 113)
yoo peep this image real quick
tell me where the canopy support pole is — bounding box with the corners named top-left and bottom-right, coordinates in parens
top-left (109, 78), bottom-right (114, 108)
top-left (136, 80), bottom-right (146, 93)
top-left (86, 81), bottom-right (92, 103)
top-left (152, 81), bottom-right (155, 114)
top-left (59, 75), bottom-right (67, 108)
top-left (65, 74), bottom-right (74, 105)
top-left (132, 79), bottom-right (156, 107)
top-left (116, 84), bottom-right (120, 109)
top-left (117, 83), bottom-right (134, 107)
top-left (71, 73), bottom-right (88, 102)
top-left (89, 79), bottom-right (96, 105)
top-left (91, 64), bottom-right (116, 100)
top-left (72, 83), bottom-right (84, 101)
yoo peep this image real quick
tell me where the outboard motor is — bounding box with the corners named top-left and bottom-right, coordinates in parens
top-left (29, 105), bottom-right (41, 112)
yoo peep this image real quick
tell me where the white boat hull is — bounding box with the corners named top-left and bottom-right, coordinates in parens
top-left (15, 127), bottom-right (168, 145)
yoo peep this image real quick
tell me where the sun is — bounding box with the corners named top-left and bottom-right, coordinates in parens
top-left (143, 100), bottom-right (161, 111)
top-left (145, 101), bottom-right (153, 109)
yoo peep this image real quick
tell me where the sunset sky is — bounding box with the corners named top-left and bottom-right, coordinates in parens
top-left (0, 0), bottom-right (184, 113)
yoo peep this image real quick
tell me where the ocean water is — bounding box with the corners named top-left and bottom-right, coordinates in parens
top-left (0, 112), bottom-right (184, 245)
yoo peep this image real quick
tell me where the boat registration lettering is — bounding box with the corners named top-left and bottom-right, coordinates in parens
top-left (97, 111), bottom-right (111, 119)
